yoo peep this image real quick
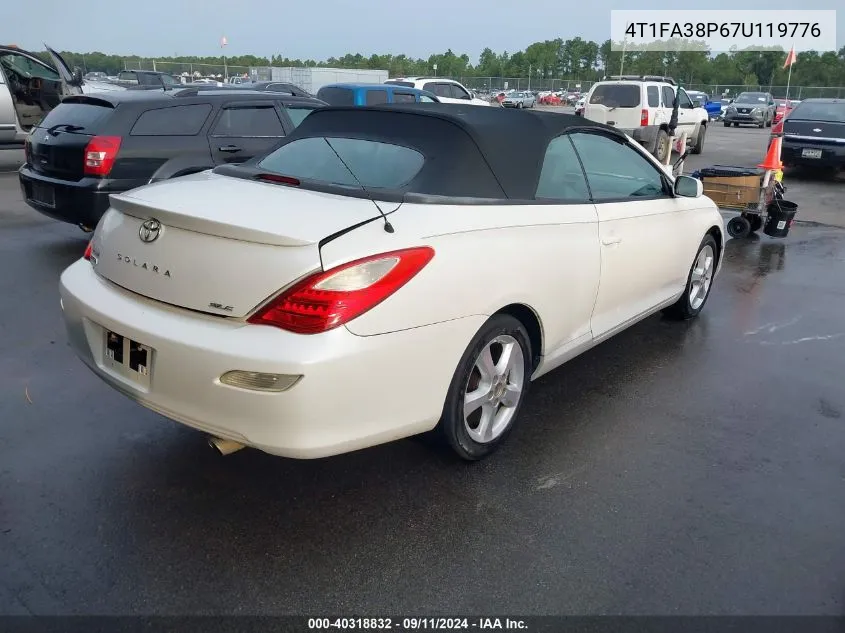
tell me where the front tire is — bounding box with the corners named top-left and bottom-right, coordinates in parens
top-left (438, 314), bottom-right (532, 461)
top-left (663, 235), bottom-right (718, 320)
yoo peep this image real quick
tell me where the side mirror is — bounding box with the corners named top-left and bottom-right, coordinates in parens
top-left (674, 175), bottom-right (703, 198)
top-left (72, 68), bottom-right (84, 85)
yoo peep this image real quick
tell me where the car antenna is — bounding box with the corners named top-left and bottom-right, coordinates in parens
top-left (321, 138), bottom-right (394, 233)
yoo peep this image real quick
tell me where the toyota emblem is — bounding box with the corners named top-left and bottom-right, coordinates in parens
top-left (139, 218), bottom-right (162, 243)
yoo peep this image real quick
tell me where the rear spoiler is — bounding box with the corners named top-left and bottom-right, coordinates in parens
top-left (61, 95), bottom-right (116, 108)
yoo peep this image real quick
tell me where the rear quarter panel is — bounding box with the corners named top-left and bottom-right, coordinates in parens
top-left (319, 202), bottom-right (601, 356)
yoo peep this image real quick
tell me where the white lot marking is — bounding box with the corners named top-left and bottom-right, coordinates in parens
top-left (744, 317), bottom-right (800, 336)
top-left (536, 465), bottom-right (588, 490)
top-left (759, 333), bottom-right (845, 346)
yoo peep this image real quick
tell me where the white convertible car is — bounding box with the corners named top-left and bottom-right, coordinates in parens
top-left (59, 104), bottom-right (725, 461)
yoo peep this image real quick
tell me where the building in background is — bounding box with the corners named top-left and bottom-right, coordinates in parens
top-left (249, 66), bottom-right (388, 94)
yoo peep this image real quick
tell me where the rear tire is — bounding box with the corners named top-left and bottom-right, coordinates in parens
top-left (654, 129), bottom-right (670, 163)
top-left (663, 235), bottom-right (718, 320)
top-left (438, 314), bottom-right (532, 461)
top-left (691, 125), bottom-right (706, 154)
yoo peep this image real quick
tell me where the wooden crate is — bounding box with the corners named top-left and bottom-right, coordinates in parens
top-left (701, 175), bottom-right (761, 207)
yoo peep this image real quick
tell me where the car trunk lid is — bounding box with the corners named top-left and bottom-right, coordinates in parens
top-left (91, 171), bottom-right (383, 318)
top-left (27, 97), bottom-right (116, 180)
top-left (783, 118), bottom-right (845, 144)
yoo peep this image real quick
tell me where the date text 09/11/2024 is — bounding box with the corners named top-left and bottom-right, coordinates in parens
top-left (624, 21), bottom-right (821, 39)
top-left (307, 618), bottom-right (528, 630)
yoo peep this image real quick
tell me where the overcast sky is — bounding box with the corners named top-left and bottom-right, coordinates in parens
top-left (9, 0), bottom-right (844, 62)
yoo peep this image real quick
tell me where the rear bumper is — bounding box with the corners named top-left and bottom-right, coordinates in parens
top-left (59, 260), bottom-right (485, 458)
top-left (782, 141), bottom-right (845, 168)
top-left (616, 126), bottom-right (659, 149)
top-left (18, 165), bottom-right (136, 228)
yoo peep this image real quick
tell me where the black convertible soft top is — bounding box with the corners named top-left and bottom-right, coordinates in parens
top-left (278, 103), bottom-right (628, 200)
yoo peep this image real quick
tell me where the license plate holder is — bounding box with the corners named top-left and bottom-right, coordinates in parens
top-left (801, 148), bottom-right (822, 159)
top-left (103, 329), bottom-right (153, 387)
top-left (30, 182), bottom-right (55, 208)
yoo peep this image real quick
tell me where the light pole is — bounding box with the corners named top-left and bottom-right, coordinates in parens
top-left (528, 64), bottom-right (532, 91)
top-left (433, 63), bottom-right (438, 77)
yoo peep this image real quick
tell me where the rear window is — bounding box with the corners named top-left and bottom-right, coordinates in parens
top-left (38, 101), bottom-right (114, 131)
top-left (284, 105), bottom-right (319, 127)
top-left (385, 81), bottom-right (415, 88)
top-left (646, 86), bottom-right (659, 107)
top-left (316, 87), bottom-right (355, 106)
top-left (131, 104), bottom-right (212, 136)
top-left (257, 137), bottom-right (424, 189)
top-left (588, 84), bottom-right (640, 108)
top-left (788, 101), bottom-right (845, 123)
top-left (366, 90), bottom-right (388, 105)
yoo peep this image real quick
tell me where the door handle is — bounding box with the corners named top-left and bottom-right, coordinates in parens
top-left (218, 145), bottom-right (241, 153)
top-left (601, 236), bottom-right (622, 246)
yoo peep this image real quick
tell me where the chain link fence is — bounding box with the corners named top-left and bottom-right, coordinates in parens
top-left (682, 84), bottom-right (845, 99)
top-left (123, 59), bottom-right (249, 79)
top-left (120, 63), bottom-right (844, 98)
top-left (452, 77), bottom-right (595, 93)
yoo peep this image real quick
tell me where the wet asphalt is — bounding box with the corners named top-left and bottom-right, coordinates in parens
top-left (1, 126), bottom-right (844, 616)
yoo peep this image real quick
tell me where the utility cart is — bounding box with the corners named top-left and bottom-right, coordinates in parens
top-left (690, 165), bottom-right (794, 239)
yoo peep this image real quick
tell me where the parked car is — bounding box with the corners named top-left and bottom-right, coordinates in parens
top-left (202, 81), bottom-right (313, 97)
top-left (772, 98), bottom-right (799, 126)
top-left (584, 76), bottom-right (709, 161)
top-left (722, 92), bottom-right (776, 128)
top-left (686, 91), bottom-right (722, 120)
top-left (59, 103), bottom-right (724, 462)
top-left (111, 70), bottom-right (182, 89)
top-left (501, 91), bottom-right (536, 108)
top-left (384, 77), bottom-right (491, 106)
top-left (574, 96), bottom-right (586, 115)
top-left (316, 83), bottom-right (439, 106)
top-left (781, 98), bottom-right (845, 171)
top-left (1, 44), bottom-right (124, 147)
top-left (19, 89), bottom-right (326, 231)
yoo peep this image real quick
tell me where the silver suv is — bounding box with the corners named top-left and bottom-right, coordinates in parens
top-left (722, 92), bottom-right (776, 128)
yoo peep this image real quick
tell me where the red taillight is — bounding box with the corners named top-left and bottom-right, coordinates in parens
top-left (83, 240), bottom-right (93, 261)
top-left (83, 135), bottom-right (121, 176)
top-left (256, 173), bottom-right (301, 186)
top-left (248, 247), bottom-right (435, 334)
top-left (640, 109), bottom-right (649, 126)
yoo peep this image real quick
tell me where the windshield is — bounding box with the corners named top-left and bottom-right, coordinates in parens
top-left (589, 84), bottom-right (640, 108)
top-left (257, 137), bottom-right (425, 189)
top-left (788, 101), bottom-right (845, 123)
top-left (736, 93), bottom-right (767, 104)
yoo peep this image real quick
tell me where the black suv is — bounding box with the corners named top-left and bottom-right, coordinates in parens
top-left (19, 88), bottom-right (326, 230)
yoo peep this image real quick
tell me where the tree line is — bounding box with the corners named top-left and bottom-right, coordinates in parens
top-left (36, 37), bottom-right (845, 87)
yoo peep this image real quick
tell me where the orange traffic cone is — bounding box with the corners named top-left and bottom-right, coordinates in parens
top-left (759, 136), bottom-right (783, 171)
